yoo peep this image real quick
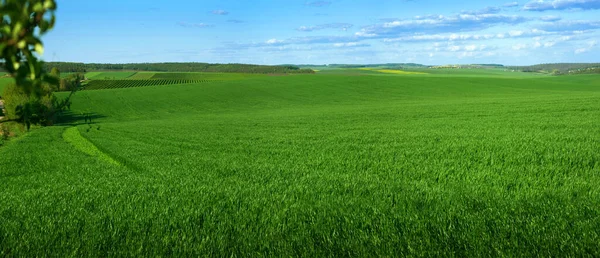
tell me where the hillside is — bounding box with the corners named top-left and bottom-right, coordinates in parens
top-left (1, 71), bottom-right (599, 256)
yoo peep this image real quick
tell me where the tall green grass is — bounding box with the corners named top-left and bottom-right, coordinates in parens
top-left (1, 73), bottom-right (599, 256)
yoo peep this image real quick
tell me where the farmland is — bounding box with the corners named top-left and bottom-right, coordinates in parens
top-left (85, 72), bottom-right (137, 80)
top-left (1, 70), bottom-right (600, 256)
top-left (359, 67), bottom-right (428, 75)
top-left (83, 79), bottom-right (211, 90)
top-left (81, 72), bottom-right (258, 90)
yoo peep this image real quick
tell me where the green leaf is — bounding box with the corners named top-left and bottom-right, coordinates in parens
top-left (12, 22), bottom-right (22, 38)
top-left (17, 40), bottom-right (26, 49)
top-left (34, 43), bottom-right (44, 55)
top-left (0, 25), bottom-right (11, 34)
top-left (33, 2), bottom-right (44, 12)
top-left (44, 0), bottom-right (56, 10)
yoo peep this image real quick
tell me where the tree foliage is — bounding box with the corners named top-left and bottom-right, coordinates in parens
top-left (0, 0), bottom-right (58, 94)
top-left (0, 0), bottom-right (77, 129)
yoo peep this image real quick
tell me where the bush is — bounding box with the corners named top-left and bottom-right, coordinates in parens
top-left (2, 83), bottom-right (57, 129)
top-left (1, 83), bottom-right (28, 120)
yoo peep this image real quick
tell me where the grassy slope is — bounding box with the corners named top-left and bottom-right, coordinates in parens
top-left (1, 72), bottom-right (600, 256)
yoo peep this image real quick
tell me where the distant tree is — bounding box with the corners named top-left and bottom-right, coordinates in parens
top-left (59, 73), bottom-right (84, 92)
top-left (50, 67), bottom-right (60, 78)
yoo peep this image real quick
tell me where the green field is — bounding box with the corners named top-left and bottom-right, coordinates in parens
top-left (126, 72), bottom-right (156, 80)
top-left (82, 72), bottom-right (256, 91)
top-left (1, 71), bottom-right (599, 256)
top-left (85, 71), bottom-right (136, 80)
top-left (83, 79), bottom-right (213, 90)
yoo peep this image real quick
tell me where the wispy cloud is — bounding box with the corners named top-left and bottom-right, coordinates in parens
top-left (177, 22), bottom-right (214, 28)
top-left (231, 35), bottom-right (359, 49)
top-left (523, 0), bottom-right (600, 11)
top-left (356, 14), bottom-right (529, 38)
top-left (461, 6), bottom-right (502, 15)
top-left (297, 23), bottom-right (353, 32)
top-left (575, 40), bottom-right (597, 53)
top-left (305, 1), bottom-right (331, 7)
top-left (503, 2), bottom-right (520, 7)
top-left (538, 20), bottom-right (600, 31)
top-left (381, 29), bottom-right (559, 43)
top-left (227, 19), bottom-right (244, 23)
top-left (333, 42), bottom-right (370, 48)
top-left (512, 43), bottom-right (528, 50)
top-left (216, 3), bottom-right (599, 65)
top-left (539, 15), bottom-right (562, 21)
top-left (211, 10), bottom-right (229, 15)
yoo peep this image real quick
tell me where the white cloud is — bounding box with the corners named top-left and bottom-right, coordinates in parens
top-left (509, 30), bottom-right (525, 36)
top-left (513, 43), bottom-right (528, 50)
top-left (381, 29), bottom-right (555, 44)
top-left (211, 10), bottom-right (229, 15)
top-left (266, 39), bottom-right (284, 44)
top-left (504, 2), bottom-right (520, 7)
top-left (333, 42), bottom-right (370, 48)
top-left (540, 15), bottom-right (562, 22)
top-left (358, 13), bottom-right (529, 38)
top-left (465, 45), bottom-right (478, 51)
top-left (297, 23), bottom-right (353, 32)
top-left (575, 40), bottom-right (597, 54)
top-left (524, 0), bottom-right (600, 11)
top-left (448, 45), bottom-right (462, 51)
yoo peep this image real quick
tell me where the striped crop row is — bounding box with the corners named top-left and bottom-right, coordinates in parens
top-left (82, 79), bottom-right (212, 90)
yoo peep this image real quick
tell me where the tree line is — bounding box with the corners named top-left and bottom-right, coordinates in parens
top-left (508, 63), bottom-right (600, 74)
top-left (25, 62), bottom-right (315, 74)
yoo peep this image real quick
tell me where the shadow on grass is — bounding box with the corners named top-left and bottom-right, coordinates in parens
top-left (56, 111), bottom-right (107, 126)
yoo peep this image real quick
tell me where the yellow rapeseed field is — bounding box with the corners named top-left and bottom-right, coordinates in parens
top-left (358, 68), bottom-right (427, 74)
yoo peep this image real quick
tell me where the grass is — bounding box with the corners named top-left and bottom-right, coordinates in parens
top-left (86, 72), bottom-right (136, 80)
top-left (1, 71), bottom-right (599, 256)
top-left (0, 77), bottom-right (14, 95)
top-left (126, 72), bottom-right (156, 80)
top-left (84, 72), bottom-right (102, 79)
top-left (62, 126), bottom-right (120, 166)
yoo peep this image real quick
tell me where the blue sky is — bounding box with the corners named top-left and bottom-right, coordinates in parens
top-left (43, 0), bottom-right (600, 65)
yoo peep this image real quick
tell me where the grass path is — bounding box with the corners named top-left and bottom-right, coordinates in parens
top-left (62, 126), bottom-right (121, 166)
